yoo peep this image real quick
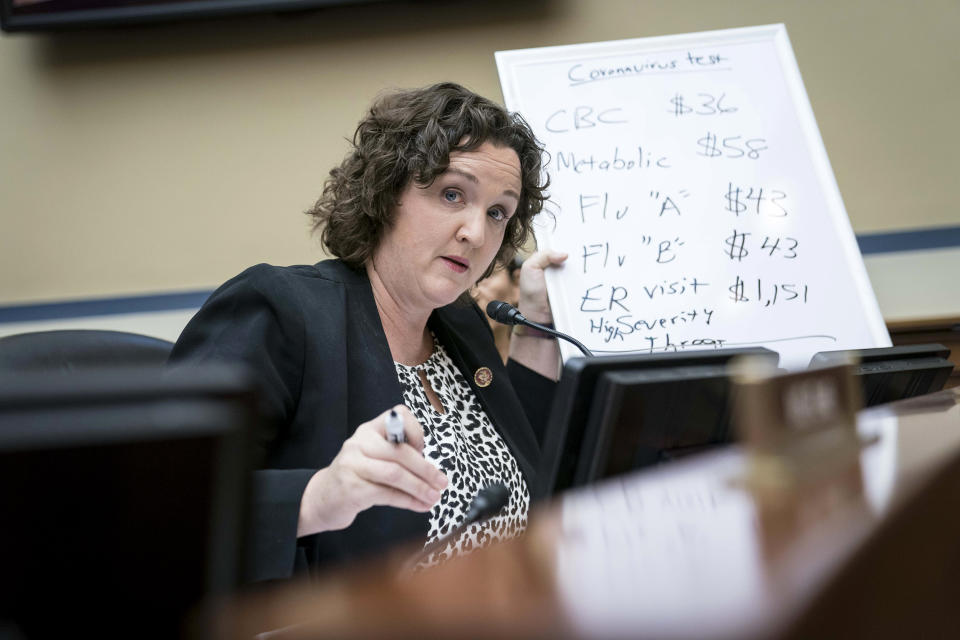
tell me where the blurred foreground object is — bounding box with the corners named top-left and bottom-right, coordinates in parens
top-left (732, 356), bottom-right (865, 490)
top-left (211, 387), bottom-right (960, 639)
top-left (0, 365), bottom-right (256, 639)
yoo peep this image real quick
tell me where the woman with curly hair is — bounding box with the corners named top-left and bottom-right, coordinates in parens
top-left (170, 82), bottom-right (566, 581)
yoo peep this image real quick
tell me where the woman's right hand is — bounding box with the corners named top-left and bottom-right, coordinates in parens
top-left (296, 405), bottom-right (448, 537)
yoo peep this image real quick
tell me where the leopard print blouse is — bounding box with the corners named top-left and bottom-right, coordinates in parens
top-left (394, 337), bottom-right (529, 567)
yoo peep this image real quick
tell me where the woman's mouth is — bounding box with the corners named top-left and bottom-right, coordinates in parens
top-left (441, 255), bottom-right (469, 273)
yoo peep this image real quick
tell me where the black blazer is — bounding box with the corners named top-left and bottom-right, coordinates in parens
top-left (169, 260), bottom-right (554, 581)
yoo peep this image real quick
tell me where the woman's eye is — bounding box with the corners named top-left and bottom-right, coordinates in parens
top-left (443, 189), bottom-right (462, 203)
top-left (488, 208), bottom-right (507, 222)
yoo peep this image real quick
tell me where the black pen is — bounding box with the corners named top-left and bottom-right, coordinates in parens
top-left (385, 408), bottom-right (405, 444)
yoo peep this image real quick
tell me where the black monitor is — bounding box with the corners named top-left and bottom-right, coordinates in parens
top-left (577, 364), bottom-right (739, 485)
top-left (0, 364), bottom-right (256, 639)
top-left (535, 348), bottom-right (778, 500)
top-left (810, 344), bottom-right (953, 407)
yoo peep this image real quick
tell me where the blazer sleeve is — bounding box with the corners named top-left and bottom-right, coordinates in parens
top-left (167, 265), bottom-right (316, 582)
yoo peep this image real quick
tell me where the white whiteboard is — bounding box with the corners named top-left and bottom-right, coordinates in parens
top-left (496, 24), bottom-right (890, 370)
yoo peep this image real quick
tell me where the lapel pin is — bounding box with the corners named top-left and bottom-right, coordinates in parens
top-left (474, 367), bottom-right (493, 388)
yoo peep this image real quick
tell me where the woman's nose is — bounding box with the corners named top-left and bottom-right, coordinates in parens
top-left (456, 209), bottom-right (486, 247)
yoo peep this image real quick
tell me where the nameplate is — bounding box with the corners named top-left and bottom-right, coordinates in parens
top-left (732, 357), bottom-right (867, 487)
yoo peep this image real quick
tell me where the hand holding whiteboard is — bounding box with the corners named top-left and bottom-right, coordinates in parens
top-left (496, 24), bottom-right (889, 369)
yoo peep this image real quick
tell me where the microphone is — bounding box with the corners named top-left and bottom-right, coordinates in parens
top-left (486, 300), bottom-right (594, 357)
top-left (461, 482), bottom-right (510, 525)
top-left (486, 300), bottom-right (526, 326)
top-left (401, 483), bottom-right (510, 574)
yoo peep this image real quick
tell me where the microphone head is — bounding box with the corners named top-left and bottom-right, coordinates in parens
top-left (473, 482), bottom-right (510, 519)
top-left (485, 300), bottom-right (524, 325)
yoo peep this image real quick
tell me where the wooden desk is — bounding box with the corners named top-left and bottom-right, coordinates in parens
top-left (211, 388), bottom-right (960, 639)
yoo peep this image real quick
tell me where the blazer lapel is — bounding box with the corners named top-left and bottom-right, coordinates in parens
top-left (329, 262), bottom-right (405, 428)
top-left (430, 303), bottom-right (540, 487)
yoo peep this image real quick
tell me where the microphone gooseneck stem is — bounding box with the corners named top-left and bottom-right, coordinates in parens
top-left (399, 483), bottom-right (509, 576)
top-left (519, 317), bottom-right (594, 358)
top-left (414, 520), bottom-right (470, 566)
top-left (485, 300), bottom-right (594, 358)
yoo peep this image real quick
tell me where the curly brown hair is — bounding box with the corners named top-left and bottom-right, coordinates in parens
top-left (306, 82), bottom-right (548, 282)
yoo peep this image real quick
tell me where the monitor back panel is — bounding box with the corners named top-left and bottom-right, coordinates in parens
top-left (537, 348), bottom-right (776, 498)
top-left (580, 365), bottom-right (734, 484)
